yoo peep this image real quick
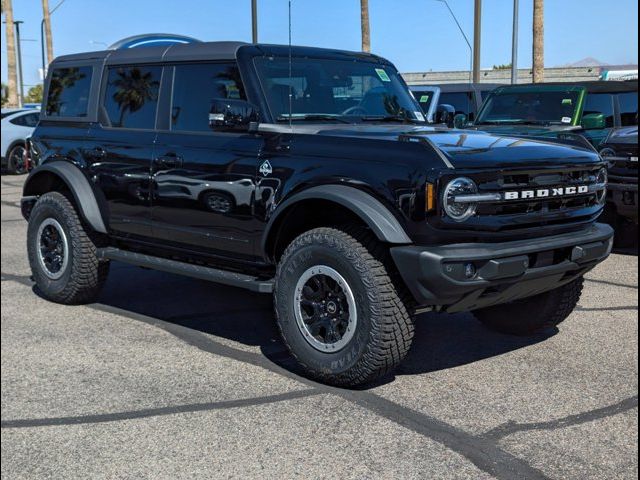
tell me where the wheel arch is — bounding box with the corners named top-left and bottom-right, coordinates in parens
top-left (262, 185), bottom-right (412, 262)
top-left (22, 162), bottom-right (108, 234)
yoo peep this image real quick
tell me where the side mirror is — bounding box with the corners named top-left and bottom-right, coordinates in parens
top-left (453, 113), bottom-right (468, 129)
top-left (209, 98), bottom-right (259, 131)
top-left (435, 104), bottom-right (456, 127)
top-left (581, 113), bottom-right (606, 130)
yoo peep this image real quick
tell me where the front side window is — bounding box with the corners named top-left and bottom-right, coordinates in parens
top-left (171, 63), bottom-right (246, 132)
top-left (583, 93), bottom-right (614, 127)
top-left (254, 57), bottom-right (424, 123)
top-left (618, 92), bottom-right (638, 126)
top-left (413, 90), bottom-right (435, 115)
top-left (102, 65), bottom-right (162, 129)
top-left (476, 89), bottom-right (581, 125)
top-left (440, 92), bottom-right (473, 117)
top-left (45, 66), bottom-right (92, 117)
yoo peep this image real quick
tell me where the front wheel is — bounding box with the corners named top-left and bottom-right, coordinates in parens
top-left (274, 227), bottom-right (414, 387)
top-left (473, 277), bottom-right (584, 336)
top-left (6, 144), bottom-right (28, 174)
top-left (27, 192), bottom-right (110, 304)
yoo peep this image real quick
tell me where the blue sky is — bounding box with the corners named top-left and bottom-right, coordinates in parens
top-left (2, 0), bottom-right (638, 88)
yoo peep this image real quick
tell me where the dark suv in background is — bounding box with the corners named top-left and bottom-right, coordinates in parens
top-left (22, 42), bottom-right (613, 386)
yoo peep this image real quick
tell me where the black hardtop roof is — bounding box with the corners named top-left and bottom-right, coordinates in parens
top-left (51, 41), bottom-right (390, 66)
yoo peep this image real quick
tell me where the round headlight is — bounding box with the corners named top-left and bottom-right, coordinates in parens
top-left (443, 177), bottom-right (478, 222)
top-left (596, 167), bottom-right (607, 205)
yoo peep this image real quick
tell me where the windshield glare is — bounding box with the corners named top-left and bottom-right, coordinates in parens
top-left (254, 57), bottom-right (424, 123)
top-left (476, 90), bottom-right (581, 125)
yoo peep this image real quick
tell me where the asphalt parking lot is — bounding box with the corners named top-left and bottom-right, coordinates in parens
top-left (1, 174), bottom-right (637, 480)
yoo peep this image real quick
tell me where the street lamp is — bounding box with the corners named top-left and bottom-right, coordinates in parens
top-left (433, 0), bottom-right (473, 83)
top-left (40, 0), bottom-right (68, 79)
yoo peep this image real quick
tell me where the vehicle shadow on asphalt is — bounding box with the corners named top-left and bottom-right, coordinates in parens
top-left (76, 261), bottom-right (552, 387)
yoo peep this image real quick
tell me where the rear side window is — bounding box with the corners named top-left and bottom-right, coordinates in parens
top-left (618, 92), bottom-right (638, 126)
top-left (583, 93), bottom-right (614, 127)
top-left (102, 65), bottom-right (162, 129)
top-left (45, 66), bottom-right (92, 117)
top-left (170, 63), bottom-right (246, 132)
top-left (9, 112), bottom-right (40, 127)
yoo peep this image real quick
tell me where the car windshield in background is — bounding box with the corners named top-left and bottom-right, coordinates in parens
top-left (413, 90), bottom-right (435, 113)
top-left (476, 90), bottom-right (581, 125)
top-left (254, 57), bottom-right (424, 123)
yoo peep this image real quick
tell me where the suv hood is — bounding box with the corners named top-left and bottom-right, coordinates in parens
top-left (300, 124), bottom-right (600, 170)
top-left (465, 123), bottom-right (580, 138)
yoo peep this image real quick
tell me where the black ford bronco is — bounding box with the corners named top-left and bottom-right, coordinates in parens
top-left (22, 42), bottom-right (613, 386)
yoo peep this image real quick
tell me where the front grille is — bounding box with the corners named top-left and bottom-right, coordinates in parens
top-left (438, 166), bottom-right (605, 233)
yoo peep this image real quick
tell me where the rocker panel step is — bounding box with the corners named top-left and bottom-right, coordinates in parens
top-left (97, 247), bottom-right (274, 293)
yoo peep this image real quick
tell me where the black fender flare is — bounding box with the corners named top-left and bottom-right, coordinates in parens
top-left (262, 184), bottom-right (412, 253)
top-left (23, 162), bottom-right (108, 234)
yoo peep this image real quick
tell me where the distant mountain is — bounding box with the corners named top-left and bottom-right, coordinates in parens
top-left (560, 57), bottom-right (609, 67)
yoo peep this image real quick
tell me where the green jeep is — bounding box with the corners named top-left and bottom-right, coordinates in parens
top-left (460, 81), bottom-right (638, 148)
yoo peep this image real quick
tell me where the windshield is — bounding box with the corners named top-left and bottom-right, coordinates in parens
top-left (476, 89), bottom-right (581, 125)
top-left (254, 56), bottom-right (425, 123)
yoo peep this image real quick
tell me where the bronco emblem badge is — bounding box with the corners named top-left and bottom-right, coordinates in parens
top-left (259, 160), bottom-right (273, 177)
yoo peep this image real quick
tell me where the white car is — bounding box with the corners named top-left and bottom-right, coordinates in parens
top-left (1, 108), bottom-right (40, 174)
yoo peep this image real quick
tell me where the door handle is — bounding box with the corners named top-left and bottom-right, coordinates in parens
top-left (86, 146), bottom-right (107, 159)
top-left (153, 153), bottom-right (183, 169)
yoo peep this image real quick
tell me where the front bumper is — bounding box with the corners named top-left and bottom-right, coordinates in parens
top-left (391, 223), bottom-right (614, 313)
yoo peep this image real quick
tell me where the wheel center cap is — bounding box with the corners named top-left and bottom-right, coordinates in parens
top-left (326, 301), bottom-right (338, 315)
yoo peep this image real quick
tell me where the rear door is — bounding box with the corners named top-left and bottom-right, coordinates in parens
top-left (83, 64), bottom-right (162, 240)
top-left (151, 62), bottom-right (263, 261)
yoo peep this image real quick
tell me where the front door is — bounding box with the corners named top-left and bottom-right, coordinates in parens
top-left (151, 62), bottom-right (263, 261)
top-left (83, 64), bottom-right (163, 240)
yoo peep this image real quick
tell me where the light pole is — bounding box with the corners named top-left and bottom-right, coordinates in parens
top-left (251, 0), bottom-right (258, 43)
top-left (14, 20), bottom-right (24, 107)
top-left (434, 0), bottom-right (473, 83)
top-left (511, 0), bottom-right (519, 84)
top-left (40, 0), bottom-right (67, 78)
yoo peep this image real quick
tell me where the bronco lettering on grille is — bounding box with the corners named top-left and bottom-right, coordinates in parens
top-left (504, 185), bottom-right (589, 200)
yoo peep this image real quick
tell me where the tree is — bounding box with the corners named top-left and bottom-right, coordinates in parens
top-left (42, 0), bottom-right (54, 64)
top-left (360, 0), bottom-right (370, 53)
top-left (492, 63), bottom-right (512, 70)
top-left (532, 0), bottom-right (544, 83)
top-left (26, 84), bottom-right (44, 104)
top-left (2, 0), bottom-right (19, 107)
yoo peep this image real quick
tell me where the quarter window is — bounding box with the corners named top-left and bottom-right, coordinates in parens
top-left (618, 92), bottom-right (638, 126)
top-left (45, 66), bottom-right (92, 117)
top-left (170, 63), bottom-right (246, 132)
top-left (102, 65), bottom-right (162, 129)
top-left (10, 113), bottom-right (40, 127)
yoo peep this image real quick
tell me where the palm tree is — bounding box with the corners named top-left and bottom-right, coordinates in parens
top-left (532, 0), bottom-right (544, 83)
top-left (360, 0), bottom-right (370, 52)
top-left (2, 0), bottom-right (19, 107)
top-left (112, 68), bottom-right (159, 127)
top-left (42, 0), bottom-right (54, 65)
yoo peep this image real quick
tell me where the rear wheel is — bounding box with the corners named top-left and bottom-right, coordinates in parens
top-left (274, 226), bottom-right (414, 387)
top-left (473, 277), bottom-right (584, 336)
top-left (6, 144), bottom-right (27, 174)
top-left (27, 192), bottom-right (110, 304)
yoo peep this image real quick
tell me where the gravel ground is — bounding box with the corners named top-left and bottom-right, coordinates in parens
top-left (1, 174), bottom-right (637, 480)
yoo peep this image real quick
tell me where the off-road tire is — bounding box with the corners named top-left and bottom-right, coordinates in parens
top-left (274, 226), bottom-right (414, 387)
top-left (473, 277), bottom-right (584, 336)
top-left (27, 192), bottom-right (110, 304)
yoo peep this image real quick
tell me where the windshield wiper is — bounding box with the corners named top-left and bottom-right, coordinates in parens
top-left (276, 114), bottom-right (353, 124)
top-left (359, 115), bottom-right (419, 124)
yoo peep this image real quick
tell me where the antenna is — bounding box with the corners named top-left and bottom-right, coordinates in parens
top-left (288, 0), bottom-right (293, 129)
